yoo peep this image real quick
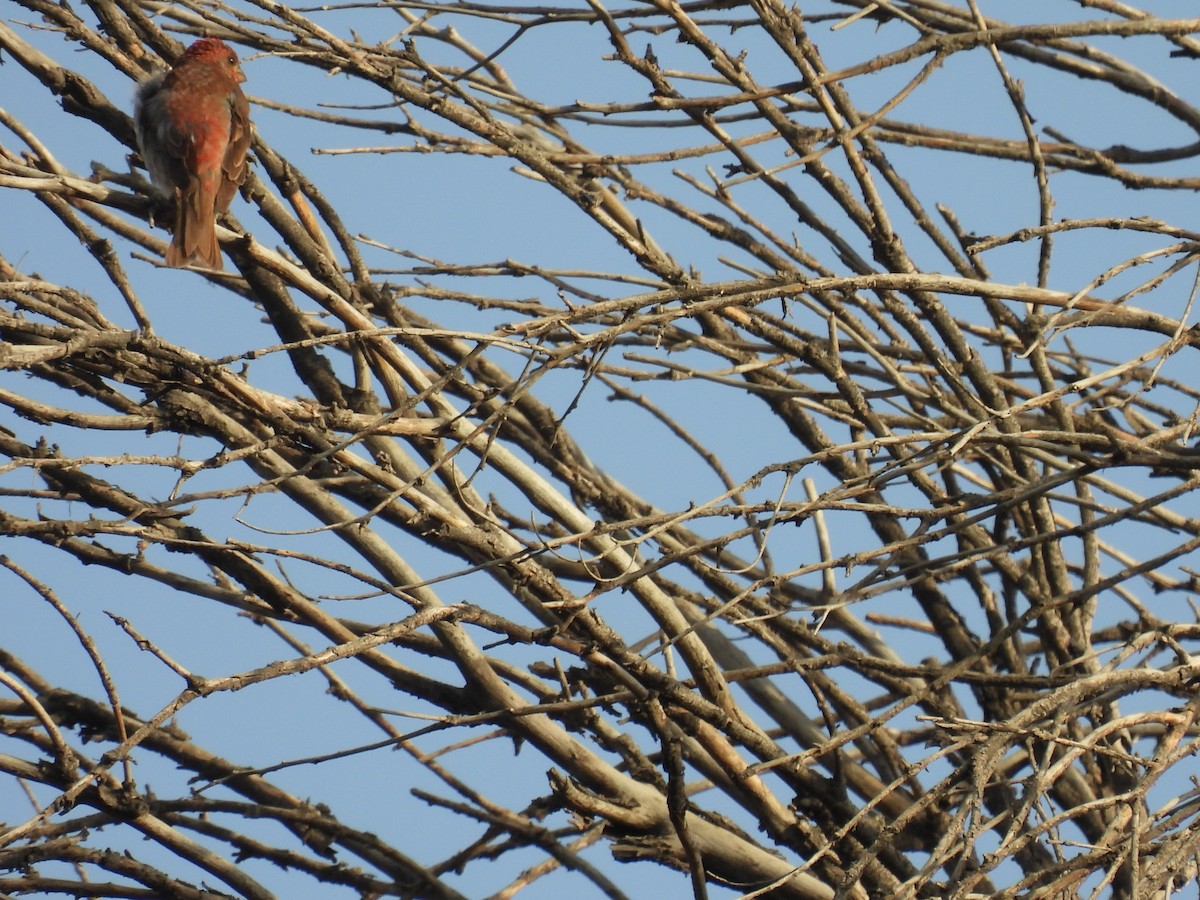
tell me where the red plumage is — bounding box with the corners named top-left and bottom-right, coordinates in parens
top-left (134, 38), bottom-right (251, 270)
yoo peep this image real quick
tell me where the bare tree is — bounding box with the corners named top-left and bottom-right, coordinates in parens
top-left (3, 2), bottom-right (1200, 898)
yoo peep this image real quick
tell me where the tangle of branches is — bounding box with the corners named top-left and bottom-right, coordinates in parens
top-left (2, 2), bottom-right (1200, 898)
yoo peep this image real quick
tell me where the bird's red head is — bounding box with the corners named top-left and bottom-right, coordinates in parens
top-left (179, 38), bottom-right (246, 84)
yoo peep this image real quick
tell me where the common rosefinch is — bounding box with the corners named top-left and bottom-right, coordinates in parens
top-left (134, 37), bottom-right (251, 270)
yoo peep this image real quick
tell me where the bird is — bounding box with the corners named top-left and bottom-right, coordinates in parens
top-left (134, 37), bottom-right (251, 270)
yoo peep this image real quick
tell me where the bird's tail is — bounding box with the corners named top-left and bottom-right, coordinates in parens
top-left (168, 177), bottom-right (222, 270)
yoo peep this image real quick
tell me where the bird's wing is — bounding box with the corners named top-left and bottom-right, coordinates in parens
top-left (216, 86), bottom-right (251, 213)
top-left (133, 71), bottom-right (189, 194)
